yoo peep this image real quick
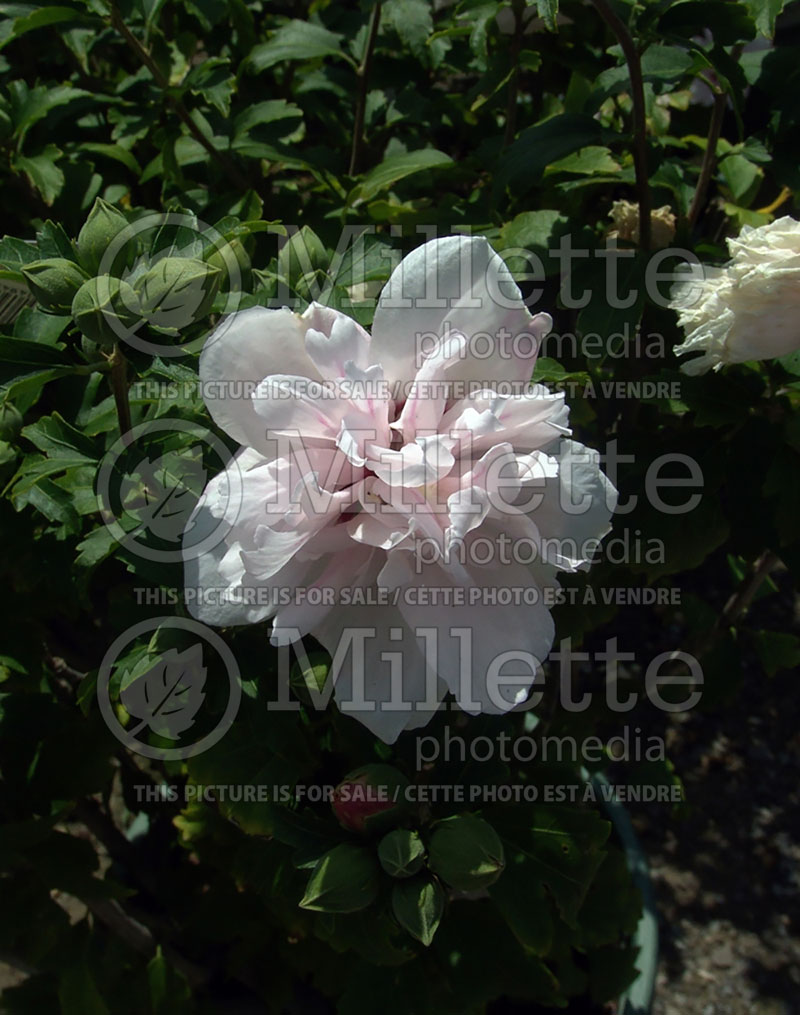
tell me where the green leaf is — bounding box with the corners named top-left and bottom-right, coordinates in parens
top-left (186, 56), bottom-right (236, 117)
top-left (351, 148), bottom-right (453, 203)
top-left (546, 145), bottom-right (621, 176)
top-left (58, 958), bottom-right (109, 1015)
top-left (147, 947), bottom-right (192, 1015)
top-left (329, 232), bottom-right (395, 290)
top-left (0, 235), bottom-right (39, 275)
top-left (75, 142), bottom-right (142, 175)
top-left (742, 0), bottom-right (788, 37)
top-left (632, 495), bottom-right (731, 580)
top-left (430, 900), bottom-right (561, 1007)
top-left (428, 814), bottom-right (505, 890)
top-left (469, 63), bottom-right (516, 113)
top-left (719, 152), bottom-right (762, 204)
top-left (498, 209), bottom-right (573, 278)
top-left (74, 526), bottom-right (118, 569)
top-left (6, 80), bottom-right (92, 142)
top-left (489, 803), bottom-right (611, 928)
top-left (535, 0), bottom-right (559, 33)
top-left (21, 411), bottom-right (97, 460)
top-left (233, 99), bottom-right (303, 139)
top-left (574, 845), bottom-right (642, 948)
top-left (61, 24), bottom-right (98, 71)
top-left (9, 412), bottom-right (97, 503)
top-left (0, 336), bottom-right (74, 402)
top-left (0, 5), bottom-right (96, 50)
top-left (36, 220), bottom-right (78, 261)
top-left (778, 350), bottom-right (800, 377)
top-left (657, 1), bottom-right (756, 46)
top-left (378, 829), bottom-right (426, 878)
top-left (0, 4), bottom-right (38, 48)
top-left (383, 0), bottom-right (434, 55)
top-left (300, 843), bottom-right (380, 913)
top-left (391, 877), bottom-right (444, 946)
top-left (246, 19), bottom-right (348, 73)
top-left (490, 853), bottom-right (553, 954)
top-left (752, 630), bottom-right (800, 676)
top-left (495, 114), bottom-right (609, 196)
top-left (640, 43), bottom-right (694, 80)
top-left (588, 944), bottom-right (640, 1004)
top-left (13, 145), bottom-right (65, 205)
top-left (20, 475), bottom-right (82, 533)
top-left (10, 454), bottom-right (95, 497)
top-left (574, 253), bottom-right (646, 343)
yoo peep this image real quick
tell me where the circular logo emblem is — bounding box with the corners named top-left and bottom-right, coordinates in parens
top-left (97, 617), bottom-right (241, 760)
top-left (96, 418), bottom-right (243, 564)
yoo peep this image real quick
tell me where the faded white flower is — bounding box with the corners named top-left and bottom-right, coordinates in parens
top-left (608, 200), bottom-right (676, 249)
top-left (672, 216), bottom-right (800, 375)
top-left (184, 236), bottom-right (616, 742)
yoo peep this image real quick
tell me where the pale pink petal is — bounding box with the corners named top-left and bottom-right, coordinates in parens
top-left (302, 302), bottom-right (371, 380)
top-left (251, 375), bottom-right (349, 441)
top-left (200, 307), bottom-right (320, 451)
top-left (371, 235), bottom-right (550, 388)
top-left (396, 560), bottom-right (554, 714)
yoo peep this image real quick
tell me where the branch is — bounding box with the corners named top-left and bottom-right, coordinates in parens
top-left (45, 650), bottom-right (87, 687)
top-left (349, 2), bottom-right (382, 176)
top-left (503, 0), bottom-right (525, 148)
top-left (590, 0), bottom-right (651, 250)
top-left (718, 549), bottom-right (782, 630)
top-left (85, 897), bottom-right (209, 990)
top-left (109, 343), bottom-right (132, 442)
top-left (0, 950), bottom-right (39, 977)
top-left (687, 85), bottom-right (727, 230)
top-left (108, 4), bottom-right (249, 193)
top-left (70, 800), bottom-right (209, 988)
top-left (694, 549), bottom-right (782, 659)
top-left (73, 798), bottom-right (143, 877)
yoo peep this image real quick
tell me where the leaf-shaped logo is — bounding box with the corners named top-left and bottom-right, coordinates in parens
top-left (119, 445), bottom-right (207, 544)
top-left (120, 644), bottom-right (207, 741)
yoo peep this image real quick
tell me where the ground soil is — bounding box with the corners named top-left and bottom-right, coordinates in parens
top-left (633, 658), bottom-right (800, 1015)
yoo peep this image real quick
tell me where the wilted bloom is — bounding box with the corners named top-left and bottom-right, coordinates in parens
top-left (608, 200), bottom-right (676, 249)
top-left (184, 236), bottom-right (616, 742)
top-left (672, 216), bottom-right (800, 374)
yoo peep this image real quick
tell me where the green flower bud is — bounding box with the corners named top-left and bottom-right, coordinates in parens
top-left (76, 198), bottom-right (132, 275)
top-left (289, 651), bottom-right (330, 706)
top-left (71, 276), bottom-right (141, 347)
top-left (378, 829), bottom-right (426, 879)
top-left (428, 814), bottom-right (505, 891)
top-left (332, 764), bottom-right (410, 835)
top-left (0, 403), bottom-right (23, 442)
top-left (134, 257), bottom-right (221, 333)
top-left (205, 237), bottom-right (250, 291)
top-left (278, 226), bottom-right (328, 288)
top-left (21, 258), bottom-right (89, 313)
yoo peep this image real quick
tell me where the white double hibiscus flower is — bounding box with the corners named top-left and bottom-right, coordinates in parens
top-left (672, 216), bottom-right (800, 374)
top-left (184, 236), bottom-right (616, 742)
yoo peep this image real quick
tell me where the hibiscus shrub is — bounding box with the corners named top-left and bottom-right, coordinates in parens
top-left (1, 0), bottom-right (800, 1012)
